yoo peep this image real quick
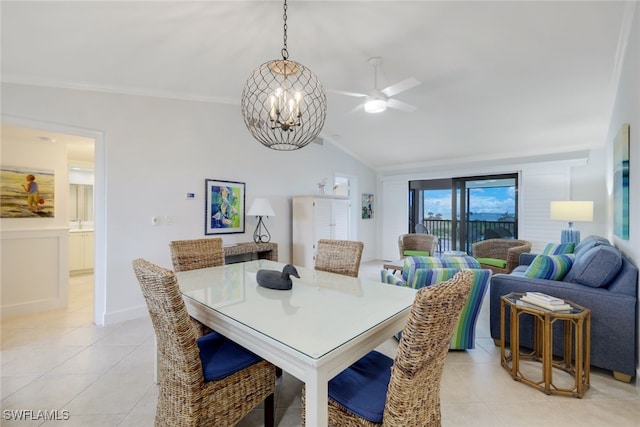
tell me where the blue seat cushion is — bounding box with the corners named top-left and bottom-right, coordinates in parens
top-left (328, 350), bottom-right (393, 423)
top-left (196, 332), bottom-right (262, 381)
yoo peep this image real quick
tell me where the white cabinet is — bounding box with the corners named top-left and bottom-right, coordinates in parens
top-left (292, 196), bottom-right (351, 268)
top-left (69, 231), bottom-right (94, 273)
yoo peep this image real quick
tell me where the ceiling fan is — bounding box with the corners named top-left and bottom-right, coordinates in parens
top-left (333, 57), bottom-right (421, 114)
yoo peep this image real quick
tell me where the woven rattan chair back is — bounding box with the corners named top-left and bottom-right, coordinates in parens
top-left (471, 238), bottom-right (532, 274)
top-left (314, 239), bottom-right (364, 278)
top-left (169, 238), bottom-right (224, 336)
top-left (132, 258), bottom-right (276, 427)
top-left (306, 270), bottom-right (474, 427)
top-left (169, 238), bottom-right (224, 272)
top-left (398, 233), bottom-right (439, 258)
top-left (383, 270), bottom-right (473, 426)
top-left (132, 258), bottom-right (207, 426)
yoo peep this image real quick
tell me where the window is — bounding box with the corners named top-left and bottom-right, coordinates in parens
top-left (410, 174), bottom-right (519, 253)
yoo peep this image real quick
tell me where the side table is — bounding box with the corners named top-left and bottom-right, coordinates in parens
top-left (500, 292), bottom-right (590, 398)
top-left (223, 242), bottom-right (278, 264)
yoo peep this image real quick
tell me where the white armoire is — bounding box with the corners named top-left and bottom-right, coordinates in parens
top-left (292, 195), bottom-right (350, 268)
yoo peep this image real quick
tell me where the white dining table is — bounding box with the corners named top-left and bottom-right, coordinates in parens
top-left (176, 259), bottom-right (417, 427)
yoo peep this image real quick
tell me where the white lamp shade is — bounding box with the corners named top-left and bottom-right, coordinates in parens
top-left (247, 198), bottom-right (275, 217)
top-left (550, 201), bottom-right (593, 222)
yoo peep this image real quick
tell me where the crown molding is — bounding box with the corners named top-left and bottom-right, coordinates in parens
top-left (1, 75), bottom-right (240, 106)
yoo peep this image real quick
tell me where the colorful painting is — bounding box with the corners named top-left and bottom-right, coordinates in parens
top-left (613, 123), bottom-right (630, 240)
top-left (205, 179), bottom-right (245, 235)
top-left (1, 166), bottom-right (55, 218)
top-left (362, 193), bottom-right (374, 219)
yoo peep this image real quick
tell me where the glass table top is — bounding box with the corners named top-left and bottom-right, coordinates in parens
top-left (503, 292), bottom-right (587, 315)
top-left (177, 260), bottom-right (417, 360)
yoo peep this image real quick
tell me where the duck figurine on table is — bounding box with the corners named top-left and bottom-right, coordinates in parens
top-left (256, 264), bottom-right (300, 290)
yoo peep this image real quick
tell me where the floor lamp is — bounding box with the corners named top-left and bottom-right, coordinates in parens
top-left (247, 198), bottom-right (275, 243)
top-left (550, 201), bottom-right (593, 244)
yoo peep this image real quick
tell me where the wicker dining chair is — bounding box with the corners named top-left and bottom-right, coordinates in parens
top-left (398, 233), bottom-right (439, 258)
top-left (169, 238), bottom-right (225, 336)
top-left (169, 237), bottom-right (225, 272)
top-left (132, 258), bottom-right (275, 427)
top-left (314, 239), bottom-right (364, 278)
top-left (301, 270), bottom-right (473, 427)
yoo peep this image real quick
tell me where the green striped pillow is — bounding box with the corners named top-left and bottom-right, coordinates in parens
top-left (542, 242), bottom-right (575, 255)
top-left (524, 254), bottom-right (575, 280)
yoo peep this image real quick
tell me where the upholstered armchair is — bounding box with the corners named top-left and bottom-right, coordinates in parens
top-left (381, 256), bottom-right (491, 349)
top-left (472, 238), bottom-right (532, 274)
top-left (398, 233), bottom-right (439, 258)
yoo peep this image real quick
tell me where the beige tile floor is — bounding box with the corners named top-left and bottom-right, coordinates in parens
top-left (1, 261), bottom-right (639, 426)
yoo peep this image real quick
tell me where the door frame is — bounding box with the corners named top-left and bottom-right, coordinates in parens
top-left (3, 115), bottom-right (106, 326)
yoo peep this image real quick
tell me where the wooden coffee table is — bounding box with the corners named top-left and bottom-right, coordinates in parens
top-left (500, 292), bottom-right (590, 398)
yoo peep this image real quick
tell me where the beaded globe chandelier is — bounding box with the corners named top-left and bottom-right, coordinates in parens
top-left (241, 0), bottom-right (327, 151)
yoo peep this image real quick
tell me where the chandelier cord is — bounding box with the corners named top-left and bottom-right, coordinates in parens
top-left (281, 0), bottom-right (289, 60)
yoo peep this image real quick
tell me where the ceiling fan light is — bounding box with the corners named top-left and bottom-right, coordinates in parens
top-left (364, 98), bottom-right (387, 113)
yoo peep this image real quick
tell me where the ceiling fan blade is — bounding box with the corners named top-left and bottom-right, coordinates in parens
top-left (347, 103), bottom-right (365, 115)
top-left (329, 89), bottom-right (367, 98)
top-left (381, 77), bottom-right (421, 97)
top-left (387, 98), bottom-right (417, 113)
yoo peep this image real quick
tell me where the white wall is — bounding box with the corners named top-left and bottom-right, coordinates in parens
top-left (604, 2), bottom-right (639, 381)
top-left (2, 83), bottom-right (377, 325)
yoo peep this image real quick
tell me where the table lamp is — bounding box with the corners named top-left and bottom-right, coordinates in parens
top-left (247, 198), bottom-right (275, 243)
top-left (550, 201), bottom-right (593, 244)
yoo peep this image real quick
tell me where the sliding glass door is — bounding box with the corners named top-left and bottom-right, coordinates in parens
top-left (409, 174), bottom-right (519, 254)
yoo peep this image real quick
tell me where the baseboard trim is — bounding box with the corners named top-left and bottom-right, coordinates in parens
top-left (101, 304), bottom-right (148, 326)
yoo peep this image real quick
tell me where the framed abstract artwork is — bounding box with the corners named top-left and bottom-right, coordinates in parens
top-left (205, 179), bottom-right (245, 235)
top-left (613, 123), bottom-right (630, 240)
top-left (0, 166), bottom-right (55, 218)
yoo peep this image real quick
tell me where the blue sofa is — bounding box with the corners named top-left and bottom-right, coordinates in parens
top-left (382, 256), bottom-right (491, 350)
top-left (489, 235), bottom-right (638, 381)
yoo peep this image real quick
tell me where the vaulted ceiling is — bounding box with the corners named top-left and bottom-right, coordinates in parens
top-left (1, 1), bottom-right (629, 170)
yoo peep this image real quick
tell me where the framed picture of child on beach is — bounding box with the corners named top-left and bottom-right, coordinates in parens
top-left (205, 179), bottom-right (245, 235)
top-left (0, 166), bottom-right (55, 218)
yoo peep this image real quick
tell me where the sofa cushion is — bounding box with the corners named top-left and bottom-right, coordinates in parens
top-left (573, 235), bottom-right (610, 259)
top-left (541, 242), bottom-right (575, 255)
top-left (564, 245), bottom-right (622, 288)
top-left (476, 257), bottom-right (507, 268)
top-left (524, 254), bottom-right (575, 281)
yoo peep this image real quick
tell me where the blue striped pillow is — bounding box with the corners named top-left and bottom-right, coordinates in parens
top-left (542, 242), bottom-right (575, 255)
top-left (524, 254), bottom-right (575, 280)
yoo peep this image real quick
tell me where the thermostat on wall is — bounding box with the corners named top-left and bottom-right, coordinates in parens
top-left (186, 192), bottom-right (196, 200)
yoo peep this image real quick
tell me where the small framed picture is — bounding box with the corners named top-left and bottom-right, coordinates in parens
top-left (205, 179), bottom-right (245, 235)
top-left (362, 193), bottom-right (374, 219)
top-left (0, 166), bottom-right (55, 218)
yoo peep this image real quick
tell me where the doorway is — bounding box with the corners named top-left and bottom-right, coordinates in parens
top-left (334, 173), bottom-right (357, 240)
top-left (2, 118), bottom-right (103, 324)
top-left (410, 173), bottom-right (519, 254)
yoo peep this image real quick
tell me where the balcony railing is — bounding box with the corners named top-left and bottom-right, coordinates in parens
top-left (422, 219), bottom-right (516, 254)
